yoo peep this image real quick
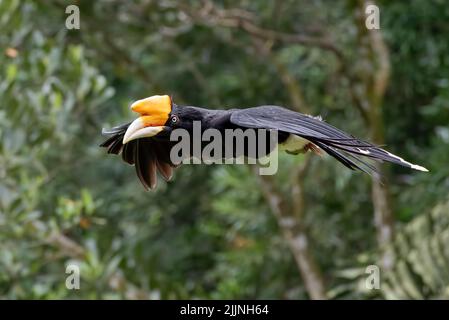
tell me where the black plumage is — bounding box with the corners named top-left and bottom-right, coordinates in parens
top-left (101, 102), bottom-right (428, 190)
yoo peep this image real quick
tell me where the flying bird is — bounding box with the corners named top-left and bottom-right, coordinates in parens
top-left (100, 95), bottom-right (428, 190)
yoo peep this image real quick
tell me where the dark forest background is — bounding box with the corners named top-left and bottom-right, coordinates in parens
top-left (1, 0), bottom-right (449, 299)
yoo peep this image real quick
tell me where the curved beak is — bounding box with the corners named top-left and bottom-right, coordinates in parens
top-left (123, 117), bottom-right (166, 144)
top-left (123, 95), bottom-right (172, 144)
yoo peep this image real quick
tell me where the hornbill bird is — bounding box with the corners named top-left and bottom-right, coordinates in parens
top-left (100, 95), bottom-right (428, 190)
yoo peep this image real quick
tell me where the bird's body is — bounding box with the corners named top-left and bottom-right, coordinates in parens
top-left (101, 95), bottom-right (428, 190)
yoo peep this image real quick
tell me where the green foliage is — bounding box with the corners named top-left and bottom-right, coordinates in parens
top-left (330, 198), bottom-right (449, 299)
top-left (383, 199), bottom-right (449, 299)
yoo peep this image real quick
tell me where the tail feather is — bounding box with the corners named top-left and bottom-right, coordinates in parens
top-left (308, 136), bottom-right (428, 174)
top-left (313, 141), bottom-right (379, 176)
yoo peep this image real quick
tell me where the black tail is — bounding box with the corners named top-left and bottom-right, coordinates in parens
top-left (308, 135), bottom-right (428, 176)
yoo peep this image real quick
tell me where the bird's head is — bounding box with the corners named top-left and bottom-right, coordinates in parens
top-left (123, 95), bottom-right (173, 144)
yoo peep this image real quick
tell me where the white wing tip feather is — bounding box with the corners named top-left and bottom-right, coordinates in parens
top-left (385, 151), bottom-right (429, 172)
top-left (411, 164), bottom-right (429, 172)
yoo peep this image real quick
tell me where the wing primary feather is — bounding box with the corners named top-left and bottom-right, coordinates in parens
top-left (148, 152), bottom-right (158, 190)
top-left (101, 122), bottom-right (177, 189)
top-left (156, 158), bottom-right (173, 181)
top-left (100, 135), bottom-right (119, 148)
top-left (134, 140), bottom-right (150, 190)
top-left (108, 137), bottom-right (124, 155)
top-left (122, 141), bottom-right (135, 165)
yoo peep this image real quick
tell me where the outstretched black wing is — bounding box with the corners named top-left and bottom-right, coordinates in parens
top-left (230, 105), bottom-right (428, 175)
top-left (100, 123), bottom-right (176, 190)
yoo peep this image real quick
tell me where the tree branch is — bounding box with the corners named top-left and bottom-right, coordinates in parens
top-left (180, 0), bottom-right (344, 61)
top-left (350, 0), bottom-right (394, 270)
top-left (254, 166), bottom-right (327, 300)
